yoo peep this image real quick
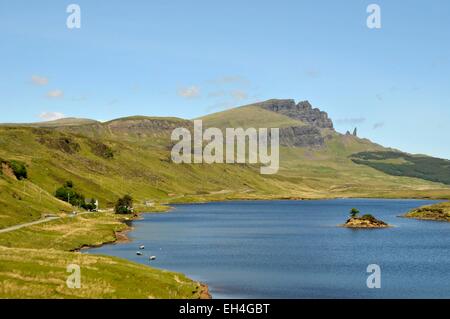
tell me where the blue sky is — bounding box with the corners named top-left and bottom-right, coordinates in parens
top-left (0, 0), bottom-right (449, 158)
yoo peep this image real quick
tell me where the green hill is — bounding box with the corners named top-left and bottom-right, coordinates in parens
top-left (197, 103), bottom-right (303, 129)
top-left (351, 151), bottom-right (450, 185)
top-left (1, 99), bottom-right (449, 228)
top-left (0, 117), bottom-right (100, 128)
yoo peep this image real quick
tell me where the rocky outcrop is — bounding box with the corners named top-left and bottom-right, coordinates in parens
top-left (342, 215), bottom-right (390, 228)
top-left (404, 202), bottom-right (450, 222)
top-left (279, 125), bottom-right (324, 148)
top-left (259, 99), bottom-right (334, 129)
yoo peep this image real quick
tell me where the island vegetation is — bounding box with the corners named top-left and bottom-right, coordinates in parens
top-left (342, 208), bottom-right (390, 228)
top-left (404, 201), bottom-right (450, 221)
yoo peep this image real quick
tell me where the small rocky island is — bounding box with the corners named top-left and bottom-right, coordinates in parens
top-left (404, 202), bottom-right (450, 221)
top-left (342, 208), bottom-right (390, 228)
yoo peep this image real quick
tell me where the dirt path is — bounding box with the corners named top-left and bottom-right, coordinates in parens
top-left (0, 216), bottom-right (60, 234)
top-left (0, 211), bottom-right (101, 234)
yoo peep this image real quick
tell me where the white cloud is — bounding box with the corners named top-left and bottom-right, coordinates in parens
top-left (38, 111), bottom-right (66, 121)
top-left (46, 89), bottom-right (64, 99)
top-left (31, 75), bottom-right (49, 86)
top-left (178, 86), bottom-right (200, 98)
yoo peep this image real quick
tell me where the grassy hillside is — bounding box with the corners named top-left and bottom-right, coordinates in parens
top-left (351, 151), bottom-right (450, 185)
top-left (0, 176), bottom-right (70, 228)
top-left (198, 103), bottom-right (304, 129)
top-left (0, 118), bottom-right (99, 128)
top-left (0, 125), bottom-right (289, 228)
top-left (0, 210), bottom-right (208, 298)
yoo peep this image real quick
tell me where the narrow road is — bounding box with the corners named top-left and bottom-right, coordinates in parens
top-left (0, 216), bottom-right (60, 234)
top-left (0, 211), bottom-right (103, 234)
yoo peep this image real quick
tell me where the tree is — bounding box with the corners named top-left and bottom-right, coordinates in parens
top-left (115, 195), bottom-right (133, 214)
top-left (81, 198), bottom-right (97, 212)
top-left (350, 208), bottom-right (360, 218)
top-left (8, 160), bottom-right (27, 180)
top-left (64, 180), bottom-right (74, 188)
top-left (55, 181), bottom-right (85, 207)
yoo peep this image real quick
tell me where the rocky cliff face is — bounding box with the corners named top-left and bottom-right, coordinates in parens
top-left (278, 125), bottom-right (325, 148)
top-left (258, 99), bottom-right (333, 148)
top-left (259, 99), bottom-right (334, 129)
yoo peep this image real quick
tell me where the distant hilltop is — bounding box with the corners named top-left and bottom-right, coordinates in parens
top-left (0, 99), bottom-right (351, 149)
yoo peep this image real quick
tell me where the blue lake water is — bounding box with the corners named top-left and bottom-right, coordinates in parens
top-left (87, 199), bottom-right (450, 298)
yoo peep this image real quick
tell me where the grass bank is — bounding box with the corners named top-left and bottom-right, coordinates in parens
top-left (404, 201), bottom-right (450, 222)
top-left (0, 210), bottom-right (210, 299)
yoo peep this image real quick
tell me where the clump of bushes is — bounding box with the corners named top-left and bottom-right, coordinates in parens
top-left (115, 195), bottom-right (133, 214)
top-left (55, 181), bottom-right (85, 207)
top-left (415, 207), bottom-right (445, 214)
top-left (9, 160), bottom-right (28, 180)
top-left (0, 158), bottom-right (28, 180)
top-left (83, 198), bottom-right (98, 211)
top-left (361, 214), bottom-right (377, 222)
top-left (349, 208), bottom-right (377, 222)
top-left (54, 181), bottom-right (97, 211)
top-left (89, 140), bottom-right (114, 159)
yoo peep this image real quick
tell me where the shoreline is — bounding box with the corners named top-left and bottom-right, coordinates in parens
top-left (165, 195), bottom-right (450, 206)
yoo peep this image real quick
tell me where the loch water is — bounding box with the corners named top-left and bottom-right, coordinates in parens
top-left (88, 199), bottom-right (450, 298)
